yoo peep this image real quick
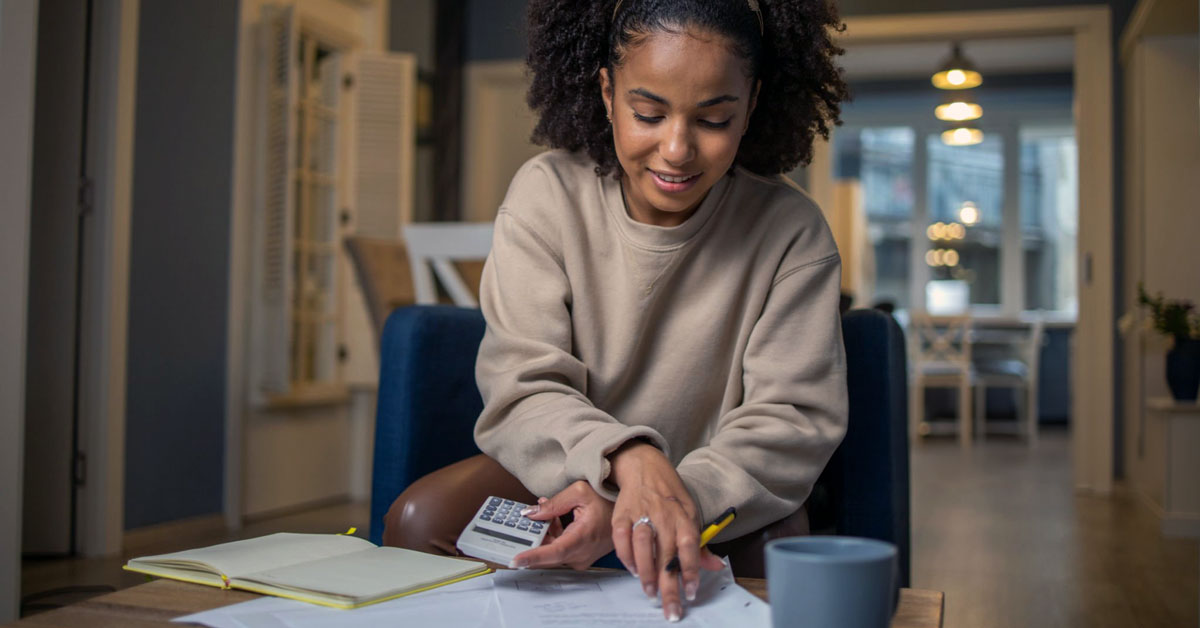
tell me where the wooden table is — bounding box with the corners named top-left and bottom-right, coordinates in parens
top-left (7, 578), bottom-right (944, 627)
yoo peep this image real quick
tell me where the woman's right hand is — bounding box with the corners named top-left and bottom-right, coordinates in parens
top-left (607, 441), bottom-right (725, 622)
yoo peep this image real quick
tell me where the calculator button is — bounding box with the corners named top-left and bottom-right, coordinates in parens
top-left (531, 523), bottom-right (543, 530)
top-left (489, 497), bottom-right (501, 506)
top-left (504, 521), bottom-right (517, 527)
top-left (479, 515), bottom-right (491, 521)
top-left (503, 499), bottom-right (514, 505)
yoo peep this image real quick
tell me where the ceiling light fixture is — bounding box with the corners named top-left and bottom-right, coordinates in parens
top-left (935, 91), bottom-right (983, 122)
top-left (941, 127), bottom-right (984, 146)
top-left (958, 201), bottom-right (980, 226)
top-left (931, 43), bottom-right (982, 90)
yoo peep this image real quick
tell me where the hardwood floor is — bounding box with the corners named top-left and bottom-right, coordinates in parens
top-left (19, 429), bottom-right (1199, 625)
top-left (912, 428), bottom-right (1198, 627)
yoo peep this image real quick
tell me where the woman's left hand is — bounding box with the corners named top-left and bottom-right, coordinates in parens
top-left (509, 480), bottom-right (616, 570)
top-left (608, 440), bottom-right (726, 622)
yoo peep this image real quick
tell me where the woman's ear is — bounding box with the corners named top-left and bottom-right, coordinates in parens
top-left (599, 67), bottom-right (614, 120)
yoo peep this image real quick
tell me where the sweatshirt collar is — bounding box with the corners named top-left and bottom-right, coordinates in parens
top-left (600, 171), bottom-right (731, 250)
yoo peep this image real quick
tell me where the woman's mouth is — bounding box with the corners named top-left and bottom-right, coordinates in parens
top-left (649, 169), bottom-right (701, 193)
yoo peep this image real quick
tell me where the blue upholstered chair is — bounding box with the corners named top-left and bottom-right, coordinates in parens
top-left (370, 306), bottom-right (911, 587)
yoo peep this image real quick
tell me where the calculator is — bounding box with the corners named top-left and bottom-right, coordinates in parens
top-left (455, 496), bottom-right (549, 565)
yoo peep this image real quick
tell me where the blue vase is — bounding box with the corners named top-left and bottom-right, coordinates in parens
top-left (1166, 337), bottom-right (1200, 402)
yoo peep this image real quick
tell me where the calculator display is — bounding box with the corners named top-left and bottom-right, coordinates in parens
top-left (470, 525), bottom-right (533, 546)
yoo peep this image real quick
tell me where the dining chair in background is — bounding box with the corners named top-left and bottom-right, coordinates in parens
top-left (973, 318), bottom-right (1045, 444)
top-left (402, 223), bottom-right (494, 307)
top-left (908, 313), bottom-right (974, 447)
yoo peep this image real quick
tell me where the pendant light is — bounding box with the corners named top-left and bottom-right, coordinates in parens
top-left (934, 43), bottom-right (984, 146)
top-left (935, 90), bottom-right (982, 122)
top-left (941, 127), bottom-right (984, 146)
top-left (931, 43), bottom-right (982, 90)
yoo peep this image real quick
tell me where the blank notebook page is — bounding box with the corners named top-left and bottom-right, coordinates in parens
top-left (239, 546), bottom-right (483, 599)
top-left (138, 533), bottom-right (376, 579)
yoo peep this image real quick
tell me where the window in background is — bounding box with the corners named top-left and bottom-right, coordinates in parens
top-left (1020, 127), bottom-right (1078, 313)
top-left (836, 127), bottom-right (916, 310)
top-left (926, 133), bottom-right (1004, 307)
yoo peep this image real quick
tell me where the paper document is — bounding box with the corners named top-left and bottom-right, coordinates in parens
top-left (173, 574), bottom-right (496, 628)
top-left (174, 562), bottom-right (769, 628)
top-left (492, 562), bottom-right (770, 627)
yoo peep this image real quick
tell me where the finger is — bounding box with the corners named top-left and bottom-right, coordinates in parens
top-left (511, 523), bottom-right (585, 569)
top-left (656, 533), bottom-right (683, 622)
top-left (674, 526), bottom-right (701, 603)
top-left (612, 517), bottom-right (636, 576)
top-left (699, 547), bottom-right (725, 572)
top-left (520, 496), bottom-right (563, 522)
top-left (632, 519), bottom-right (658, 599)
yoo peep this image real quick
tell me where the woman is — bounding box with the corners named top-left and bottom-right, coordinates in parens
top-left (385, 0), bottom-right (849, 621)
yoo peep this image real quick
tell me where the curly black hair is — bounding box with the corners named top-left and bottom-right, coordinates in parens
top-left (525, 0), bottom-right (849, 178)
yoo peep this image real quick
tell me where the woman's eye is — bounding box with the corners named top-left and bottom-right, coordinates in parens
top-left (630, 113), bottom-right (733, 129)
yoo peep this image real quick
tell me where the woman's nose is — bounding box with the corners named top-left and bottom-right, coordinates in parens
top-left (659, 120), bottom-right (695, 166)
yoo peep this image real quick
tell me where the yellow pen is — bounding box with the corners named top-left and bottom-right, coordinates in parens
top-left (666, 506), bottom-right (737, 573)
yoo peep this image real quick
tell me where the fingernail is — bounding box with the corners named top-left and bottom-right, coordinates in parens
top-left (537, 496), bottom-right (548, 504)
top-left (685, 581), bottom-right (698, 601)
top-left (520, 505), bottom-right (538, 516)
top-left (629, 569), bottom-right (638, 578)
top-left (668, 605), bottom-right (682, 622)
top-left (643, 583), bottom-right (656, 599)
top-left (509, 559), bottom-right (528, 569)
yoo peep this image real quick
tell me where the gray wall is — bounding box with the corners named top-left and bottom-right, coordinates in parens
top-left (0, 0), bottom-right (39, 618)
top-left (466, 0), bottom-right (526, 61)
top-left (390, 0), bottom-right (437, 220)
top-left (124, 0), bottom-right (238, 529)
top-left (390, 0), bottom-right (436, 71)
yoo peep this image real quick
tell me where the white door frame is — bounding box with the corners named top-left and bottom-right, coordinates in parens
top-left (815, 6), bottom-right (1114, 492)
top-left (75, 0), bottom-right (140, 557)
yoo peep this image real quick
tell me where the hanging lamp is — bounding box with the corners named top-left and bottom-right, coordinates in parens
top-left (941, 127), bottom-right (984, 146)
top-left (935, 90), bottom-right (982, 122)
top-left (934, 43), bottom-right (984, 145)
top-left (931, 43), bottom-right (982, 90)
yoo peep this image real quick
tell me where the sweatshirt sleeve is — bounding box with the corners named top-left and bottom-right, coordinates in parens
top-left (674, 253), bottom-right (848, 541)
top-left (473, 209), bottom-right (669, 500)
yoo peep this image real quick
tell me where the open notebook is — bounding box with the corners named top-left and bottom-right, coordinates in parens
top-left (124, 532), bottom-right (490, 609)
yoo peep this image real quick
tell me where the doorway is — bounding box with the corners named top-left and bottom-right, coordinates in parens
top-left (814, 6), bottom-right (1115, 491)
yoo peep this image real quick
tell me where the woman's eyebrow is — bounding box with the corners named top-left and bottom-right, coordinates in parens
top-left (627, 88), bottom-right (739, 108)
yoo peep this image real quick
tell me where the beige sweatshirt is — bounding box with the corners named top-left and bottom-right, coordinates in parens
top-left (474, 150), bottom-right (848, 541)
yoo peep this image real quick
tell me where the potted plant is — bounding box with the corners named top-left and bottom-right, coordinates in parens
top-left (1136, 284), bottom-right (1200, 401)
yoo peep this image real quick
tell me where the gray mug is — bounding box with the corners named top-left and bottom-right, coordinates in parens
top-left (764, 536), bottom-right (898, 628)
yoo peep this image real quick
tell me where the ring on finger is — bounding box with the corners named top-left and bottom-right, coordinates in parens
top-left (632, 515), bottom-right (656, 536)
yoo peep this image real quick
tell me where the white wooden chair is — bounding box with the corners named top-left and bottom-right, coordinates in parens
top-left (909, 313), bottom-right (975, 447)
top-left (401, 223), bottom-right (494, 307)
top-left (973, 318), bottom-right (1045, 444)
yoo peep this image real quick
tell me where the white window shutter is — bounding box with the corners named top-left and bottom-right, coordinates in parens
top-left (251, 3), bottom-right (298, 401)
top-left (350, 52), bottom-right (417, 238)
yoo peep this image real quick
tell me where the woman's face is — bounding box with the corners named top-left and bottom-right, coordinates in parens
top-left (601, 28), bottom-right (757, 227)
